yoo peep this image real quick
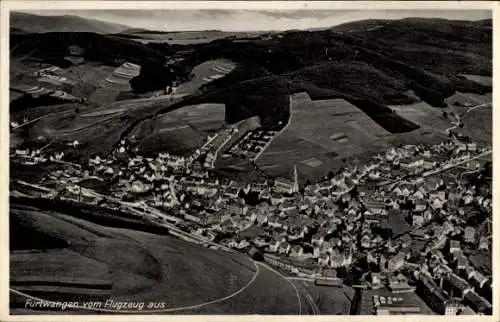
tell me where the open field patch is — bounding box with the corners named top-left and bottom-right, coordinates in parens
top-left (165, 103), bottom-right (225, 132)
top-left (301, 157), bottom-right (323, 168)
top-left (460, 74), bottom-right (493, 87)
top-left (388, 101), bottom-right (452, 133)
top-left (256, 93), bottom-right (391, 180)
top-left (131, 103), bottom-right (226, 156)
top-left (130, 31), bottom-right (261, 46)
top-left (89, 62), bottom-right (141, 104)
top-left (137, 126), bottom-right (205, 157)
top-left (445, 91), bottom-right (492, 115)
top-left (176, 60), bottom-right (235, 96)
top-left (457, 105), bottom-right (492, 144)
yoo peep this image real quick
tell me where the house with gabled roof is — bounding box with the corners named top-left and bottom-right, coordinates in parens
top-left (449, 240), bottom-right (461, 254)
top-left (414, 198), bottom-right (427, 212)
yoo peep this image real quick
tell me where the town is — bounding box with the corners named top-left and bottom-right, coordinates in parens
top-left (11, 123), bottom-right (492, 316)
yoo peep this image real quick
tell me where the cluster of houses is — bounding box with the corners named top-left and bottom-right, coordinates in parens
top-left (367, 141), bottom-right (485, 183)
top-left (11, 120), bottom-right (492, 315)
top-left (228, 128), bottom-right (279, 160)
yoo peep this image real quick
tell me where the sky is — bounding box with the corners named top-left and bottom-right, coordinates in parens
top-left (21, 9), bottom-right (492, 32)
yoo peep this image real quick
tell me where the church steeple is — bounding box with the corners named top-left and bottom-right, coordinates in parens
top-left (292, 164), bottom-right (299, 193)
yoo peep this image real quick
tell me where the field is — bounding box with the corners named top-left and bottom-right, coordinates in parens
top-left (460, 74), bottom-right (493, 87)
top-left (388, 101), bottom-right (452, 134)
top-left (161, 103), bottom-right (226, 132)
top-left (10, 202), bottom-right (306, 314)
top-left (127, 30), bottom-right (263, 45)
top-left (176, 60), bottom-right (235, 96)
top-left (256, 92), bottom-right (392, 181)
top-left (134, 103), bottom-right (226, 156)
top-left (89, 62), bottom-right (141, 104)
top-left (11, 59), bottom-right (118, 106)
top-left (458, 106), bottom-right (493, 144)
top-left (18, 96), bottom-right (178, 161)
top-left (445, 91), bottom-right (493, 116)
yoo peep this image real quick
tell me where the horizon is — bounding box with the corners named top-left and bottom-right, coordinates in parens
top-left (14, 9), bottom-right (492, 32)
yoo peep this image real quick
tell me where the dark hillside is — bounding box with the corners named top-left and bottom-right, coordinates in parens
top-left (153, 18), bottom-right (490, 133)
top-left (10, 12), bottom-right (129, 34)
top-left (10, 18), bottom-right (492, 137)
top-left (11, 32), bottom-right (167, 67)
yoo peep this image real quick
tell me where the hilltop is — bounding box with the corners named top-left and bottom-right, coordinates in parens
top-left (10, 12), bottom-right (130, 34)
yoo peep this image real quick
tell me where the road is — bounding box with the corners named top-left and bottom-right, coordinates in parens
top-left (459, 169), bottom-right (480, 182)
top-left (379, 150), bottom-right (491, 189)
top-left (255, 262), bottom-right (303, 315)
top-left (11, 115), bottom-right (48, 130)
top-left (302, 287), bottom-right (320, 315)
top-left (420, 150), bottom-right (491, 177)
top-left (446, 102), bottom-right (491, 135)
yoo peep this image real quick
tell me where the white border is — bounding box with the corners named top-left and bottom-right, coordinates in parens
top-left (1, 1), bottom-right (498, 322)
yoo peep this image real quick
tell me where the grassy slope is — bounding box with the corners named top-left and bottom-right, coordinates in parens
top-left (292, 280), bottom-right (354, 315)
top-left (458, 105), bottom-right (492, 144)
top-left (10, 202), bottom-right (304, 314)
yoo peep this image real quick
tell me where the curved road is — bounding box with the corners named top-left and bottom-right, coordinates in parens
top-left (256, 262), bottom-right (302, 315)
top-left (446, 102), bottom-right (491, 135)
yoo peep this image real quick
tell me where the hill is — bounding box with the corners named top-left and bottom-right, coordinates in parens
top-left (9, 18), bottom-right (492, 172)
top-left (10, 199), bottom-right (328, 314)
top-left (10, 12), bottom-right (130, 34)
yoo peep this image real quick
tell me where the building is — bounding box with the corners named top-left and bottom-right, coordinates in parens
top-left (273, 165), bottom-right (299, 194)
top-left (412, 213), bottom-right (425, 227)
top-left (455, 252), bottom-right (469, 270)
top-left (478, 236), bottom-right (489, 250)
top-left (414, 199), bottom-right (427, 212)
top-left (314, 278), bottom-right (343, 288)
top-left (364, 200), bottom-right (387, 215)
top-left (464, 226), bottom-right (476, 243)
top-left (389, 274), bottom-right (416, 293)
top-left (470, 271), bottom-right (489, 290)
top-left (444, 302), bottom-right (461, 315)
top-left (430, 198), bottom-right (445, 210)
top-left (449, 240), bottom-right (461, 254)
top-left (463, 290), bottom-right (492, 315)
top-left (442, 273), bottom-right (473, 299)
top-left (371, 273), bottom-right (382, 290)
top-left (417, 272), bottom-right (456, 315)
top-left (376, 305), bottom-right (421, 315)
top-left (388, 252), bottom-right (406, 272)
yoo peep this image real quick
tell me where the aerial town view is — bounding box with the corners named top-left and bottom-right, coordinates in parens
top-left (7, 4), bottom-right (494, 317)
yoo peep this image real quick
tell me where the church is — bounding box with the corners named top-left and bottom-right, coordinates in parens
top-left (273, 165), bottom-right (299, 195)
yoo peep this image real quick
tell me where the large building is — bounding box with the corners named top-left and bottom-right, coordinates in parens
top-left (388, 252), bottom-right (406, 272)
top-left (273, 165), bottom-right (299, 194)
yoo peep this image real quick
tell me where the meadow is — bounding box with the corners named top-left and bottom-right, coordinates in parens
top-left (256, 93), bottom-right (391, 181)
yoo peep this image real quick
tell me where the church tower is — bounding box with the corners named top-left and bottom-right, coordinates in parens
top-left (292, 165), bottom-right (299, 193)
